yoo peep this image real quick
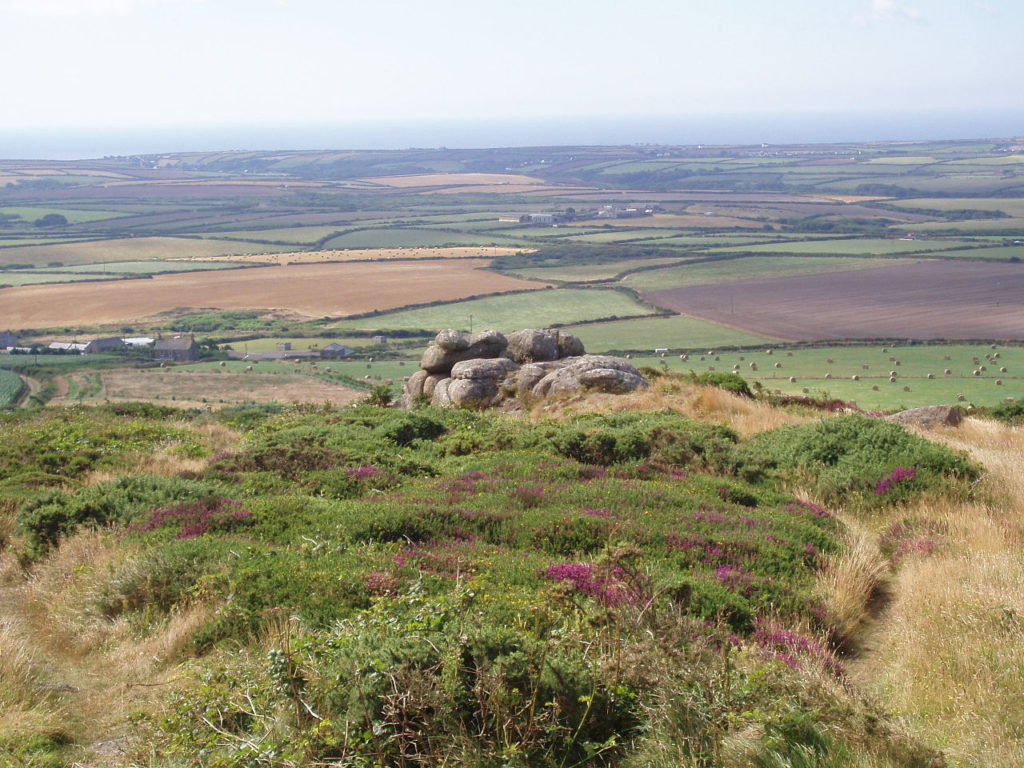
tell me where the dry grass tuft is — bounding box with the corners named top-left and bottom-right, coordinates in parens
top-left (817, 527), bottom-right (889, 648)
top-left (853, 417), bottom-right (1024, 766)
top-left (537, 382), bottom-right (813, 436)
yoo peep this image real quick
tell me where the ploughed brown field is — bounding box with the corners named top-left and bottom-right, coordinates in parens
top-left (643, 261), bottom-right (1024, 341)
top-left (0, 259), bottom-right (548, 330)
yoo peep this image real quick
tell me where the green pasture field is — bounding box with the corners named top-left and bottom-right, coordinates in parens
top-left (887, 198), bottom-right (1024, 217)
top-left (56, 260), bottom-right (254, 274)
top-left (864, 156), bottom-right (937, 165)
top-left (564, 229), bottom-right (683, 244)
top-left (649, 235), bottom-right (781, 247)
top-left (906, 246), bottom-right (1024, 260)
top-left (0, 368), bottom-right (25, 406)
top-left (507, 256), bottom-right (690, 283)
top-left (0, 236), bottom-right (94, 248)
top-left (621, 256), bottom-right (894, 292)
top-left (707, 238), bottom-right (967, 256)
top-left (630, 343), bottom-right (1024, 409)
top-left (225, 336), bottom-right (383, 354)
top-left (417, 220), bottom-right (519, 231)
top-left (0, 271), bottom-right (125, 287)
top-left (321, 229), bottom-right (529, 250)
top-left (332, 288), bottom-right (658, 333)
top-left (200, 226), bottom-right (347, 244)
top-left (948, 155), bottom-right (1024, 165)
top-left (0, 206), bottom-right (128, 224)
top-left (570, 315), bottom-right (774, 352)
top-left (901, 218), bottom-right (1024, 233)
top-left (0, 237), bottom-right (295, 268)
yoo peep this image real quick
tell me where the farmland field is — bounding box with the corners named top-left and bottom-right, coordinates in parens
top-left (622, 256), bottom-right (892, 291)
top-left (332, 288), bottom-right (657, 332)
top-left (359, 173), bottom-right (546, 187)
top-left (627, 343), bottom-right (1024, 409)
top-left (707, 237), bottom-right (969, 255)
top-left (569, 315), bottom-right (776, 352)
top-left (51, 365), bottom-right (366, 410)
top-left (0, 206), bottom-right (128, 224)
top-left (906, 245), bottom-right (1024, 260)
top-left (0, 260), bottom-right (548, 330)
top-left (644, 261), bottom-right (1024, 341)
top-left (0, 368), bottom-right (25, 406)
top-left (0, 236), bottom-right (294, 267)
top-left (321, 228), bottom-right (528, 249)
top-left (192, 246), bottom-right (529, 264)
top-left (55, 260), bottom-right (251, 274)
top-left (507, 256), bottom-right (689, 282)
top-left (0, 271), bottom-right (126, 286)
top-left (901, 217), bottom-right (1024, 233)
top-left (200, 225), bottom-right (350, 243)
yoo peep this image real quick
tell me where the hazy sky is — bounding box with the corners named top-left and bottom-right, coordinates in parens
top-left (1, 0), bottom-right (1020, 130)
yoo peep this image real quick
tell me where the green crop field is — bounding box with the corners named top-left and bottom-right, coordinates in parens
top-left (0, 368), bottom-right (25, 406)
top-left (902, 217), bottom-right (1024, 233)
top-left (707, 238), bottom-right (968, 256)
top-left (0, 206), bottom-right (128, 224)
top-left (333, 288), bottom-right (658, 333)
top-left (507, 256), bottom-right (688, 282)
top-left (621, 256), bottom-right (893, 292)
top-left (628, 343), bottom-right (1023, 409)
top-left (887, 198), bottom-right (1024, 217)
top-left (200, 226), bottom-right (347, 244)
top-left (56, 260), bottom-right (253, 274)
top-left (0, 237), bottom-right (295, 268)
top-left (570, 315), bottom-right (775, 352)
top-left (909, 245), bottom-right (1024, 260)
top-left (0, 271), bottom-right (126, 287)
top-left (321, 228), bottom-right (529, 249)
top-left (562, 229), bottom-right (681, 244)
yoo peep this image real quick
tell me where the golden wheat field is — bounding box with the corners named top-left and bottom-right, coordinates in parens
top-left (0, 259), bottom-right (549, 329)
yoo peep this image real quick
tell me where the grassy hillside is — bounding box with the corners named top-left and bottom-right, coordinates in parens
top-left (0, 380), bottom-right (1006, 767)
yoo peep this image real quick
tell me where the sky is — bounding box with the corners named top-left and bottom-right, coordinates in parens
top-left (0, 0), bottom-right (1021, 135)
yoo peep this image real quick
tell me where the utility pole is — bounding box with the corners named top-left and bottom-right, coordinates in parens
top-left (469, 314), bottom-right (474, 333)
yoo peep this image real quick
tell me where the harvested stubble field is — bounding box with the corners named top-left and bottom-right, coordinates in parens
top-left (643, 261), bottom-right (1024, 341)
top-left (51, 366), bottom-right (365, 409)
top-left (190, 246), bottom-right (528, 264)
top-left (0, 236), bottom-right (292, 268)
top-left (0, 259), bottom-right (548, 330)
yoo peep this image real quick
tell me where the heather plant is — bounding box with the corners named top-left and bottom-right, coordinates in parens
top-left (746, 414), bottom-right (978, 508)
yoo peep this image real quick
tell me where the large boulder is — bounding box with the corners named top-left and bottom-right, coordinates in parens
top-left (420, 329), bottom-right (509, 375)
top-left (885, 405), bottom-right (963, 429)
top-left (448, 377), bottom-right (501, 408)
top-left (450, 357), bottom-right (520, 381)
top-left (506, 329), bottom-right (560, 363)
top-left (504, 361), bottom-right (566, 396)
top-left (429, 377), bottom-right (454, 407)
top-left (555, 331), bottom-right (585, 359)
top-left (532, 355), bottom-right (649, 398)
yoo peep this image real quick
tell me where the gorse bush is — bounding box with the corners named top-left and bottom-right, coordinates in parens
top-left (746, 414), bottom-right (978, 508)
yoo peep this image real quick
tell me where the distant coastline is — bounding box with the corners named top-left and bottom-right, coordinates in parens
top-left (1, 108), bottom-right (1022, 161)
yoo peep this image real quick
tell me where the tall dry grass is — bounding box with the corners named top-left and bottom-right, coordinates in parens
top-left (539, 381), bottom-right (815, 436)
top-left (850, 418), bottom-right (1024, 766)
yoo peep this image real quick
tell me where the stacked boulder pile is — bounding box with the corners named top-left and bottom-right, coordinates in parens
top-left (402, 328), bottom-right (649, 409)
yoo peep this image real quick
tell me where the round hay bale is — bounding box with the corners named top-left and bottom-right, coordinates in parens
top-left (826, 358), bottom-right (834, 364)
top-left (625, 354), bottom-right (632, 359)
top-left (944, 369), bottom-right (952, 375)
top-left (927, 373), bottom-right (934, 379)
top-left (973, 370), bottom-right (981, 377)
top-left (786, 351), bottom-right (793, 357)
top-left (889, 356), bottom-right (896, 362)
top-left (245, 365), bottom-right (252, 371)
top-left (788, 376), bottom-right (796, 383)
top-left (680, 354), bottom-right (689, 361)
top-left (980, 365), bottom-right (987, 371)
top-left (765, 349), bottom-right (773, 355)
top-left (699, 356), bottom-right (705, 361)
top-left (872, 385), bottom-right (879, 391)
top-left (957, 394), bottom-right (966, 401)
top-left (852, 375), bottom-right (860, 381)
top-left (889, 371), bottom-right (897, 377)
top-left (824, 373), bottom-right (832, 379)
top-left (739, 356), bottom-right (745, 361)
top-left (714, 355), bottom-right (720, 361)
top-left (774, 362), bottom-right (782, 368)
top-left (801, 387), bottom-right (809, 393)
top-left (895, 360), bottom-right (901, 366)
top-left (364, 374), bottom-right (371, 380)
top-left (368, 356), bottom-right (374, 362)
top-left (903, 385), bottom-right (910, 392)
top-left (1005, 397), bottom-right (1016, 402)
top-left (749, 362), bottom-right (757, 369)
top-left (944, 355), bottom-right (951, 361)
top-left (659, 352), bottom-right (666, 358)
top-left (991, 344), bottom-right (998, 349)
top-left (708, 365), bottom-right (716, 371)
top-left (996, 379), bottom-right (1003, 385)
top-left (882, 347), bottom-right (888, 353)
top-left (862, 364), bottom-right (870, 370)
top-left (219, 361), bottom-right (226, 367)
top-left (399, 361), bottom-right (405, 366)
top-left (889, 376), bottom-right (897, 383)
top-left (1000, 366), bottom-right (1008, 373)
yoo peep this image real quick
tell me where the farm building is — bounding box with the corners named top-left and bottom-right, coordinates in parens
top-left (48, 341), bottom-right (87, 353)
top-left (84, 337), bottom-right (125, 354)
top-left (0, 331), bottom-right (18, 349)
top-left (123, 336), bottom-right (155, 347)
top-left (154, 336), bottom-right (200, 362)
top-left (321, 343), bottom-right (356, 359)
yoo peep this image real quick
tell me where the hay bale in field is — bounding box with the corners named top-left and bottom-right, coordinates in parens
top-left (872, 385), bottom-right (879, 391)
top-left (765, 349), bottom-right (773, 355)
top-left (889, 371), bottom-right (897, 377)
top-left (944, 355), bottom-right (951, 361)
top-left (786, 351), bottom-right (793, 357)
top-left (862, 364), bottom-right (870, 370)
top-left (903, 385), bottom-right (910, 392)
top-left (851, 375), bottom-right (860, 381)
top-left (996, 379), bottom-right (1003, 385)
top-left (973, 370), bottom-right (981, 377)
top-left (788, 376), bottom-right (796, 383)
top-left (801, 387), bottom-right (809, 393)
top-left (957, 394), bottom-right (966, 401)
top-left (774, 362), bottom-right (782, 368)
top-left (680, 354), bottom-right (689, 361)
top-left (889, 377), bottom-right (897, 383)
top-left (927, 373), bottom-right (934, 379)
top-left (944, 368), bottom-right (952, 375)
top-left (826, 358), bottom-right (834, 364)
top-left (1000, 367), bottom-right (1008, 373)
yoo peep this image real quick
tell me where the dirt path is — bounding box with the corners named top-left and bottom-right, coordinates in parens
top-left (13, 373), bottom-right (40, 406)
